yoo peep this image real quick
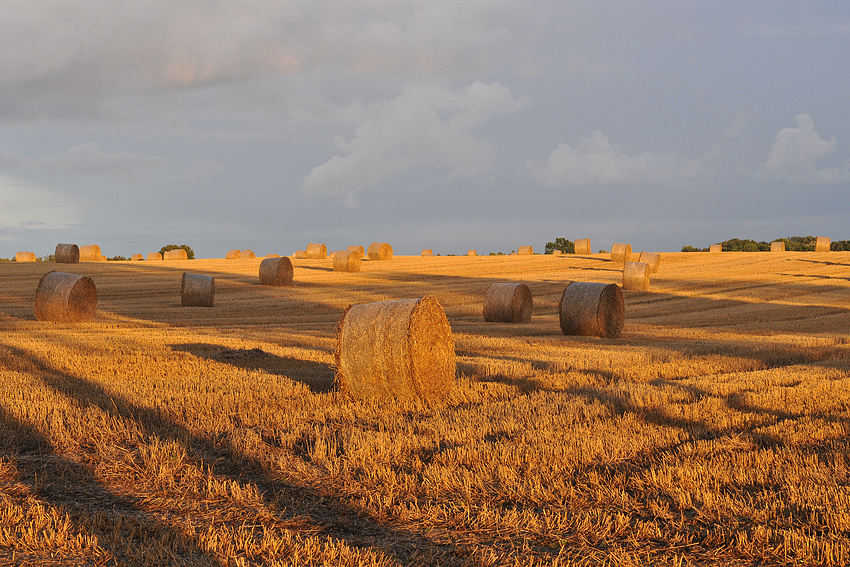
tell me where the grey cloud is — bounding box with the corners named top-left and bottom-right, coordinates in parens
top-left (758, 114), bottom-right (850, 183)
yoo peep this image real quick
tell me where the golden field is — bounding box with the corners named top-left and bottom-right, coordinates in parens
top-left (1, 251), bottom-right (849, 566)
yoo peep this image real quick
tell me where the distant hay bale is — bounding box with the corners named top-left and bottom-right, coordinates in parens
top-left (709, 244), bottom-right (722, 253)
top-left (130, 254), bottom-right (143, 261)
top-left (815, 236), bottom-right (831, 252)
top-left (421, 249), bottom-right (433, 256)
top-left (335, 296), bottom-right (455, 400)
top-left (483, 283), bottom-right (533, 323)
top-left (367, 242), bottom-right (393, 260)
top-left (333, 250), bottom-right (362, 272)
top-left (467, 249), bottom-right (477, 256)
top-left (164, 249), bottom-right (188, 261)
top-left (241, 249), bottom-right (255, 259)
top-left (264, 253), bottom-right (280, 258)
top-left (517, 246), bottom-right (533, 255)
top-left (306, 243), bottom-right (327, 259)
top-left (610, 243), bottom-right (632, 264)
top-left (559, 282), bottom-right (624, 339)
top-left (34, 271), bottom-right (97, 323)
top-left (551, 250), bottom-right (563, 256)
top-left (575, 238), bottom-right (592, 255)
top-left (294, 250), bottom-right (307, 259)
top-left (348, 245), bottom-right (366, 256)
top-left (623, 261), bottom-right (650, 291)
top-left (101, 255), bottom-right (107, 262)
top-left (770, 241), bottom-right (785, 252)
top-left (637, 251), bottom-right (661, 273)
top-left (15, 251), bottom-right (36, 263)
top-left (147, 252), bottom-right (162, 261)
top-left (181, 273), bottom-right (214, 307)
top-left (226, 249), bottom-right (241, 260)
top-left (259, 256), bottom-right (294, 286)
top-left (55, 243), bottom-right (80, 264)
top-left (79, 245), bottom-right (102, 262)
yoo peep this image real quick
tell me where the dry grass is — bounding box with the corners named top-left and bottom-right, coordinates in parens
top-left (1, 251), bottom-right (850, 565)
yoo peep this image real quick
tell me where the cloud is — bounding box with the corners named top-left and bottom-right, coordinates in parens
top-left (0, 174), bottom-right (81, 229)
top-left (530, 130), bottom-right (713, 188)
top-left (302, 81), bottom-right (530, 203)
top-left (35, 143), bottom-right (169, 175)
top-left (758, 114), bottom-right (850, 183)
top-left (183, 157), bottom-right (227, 182)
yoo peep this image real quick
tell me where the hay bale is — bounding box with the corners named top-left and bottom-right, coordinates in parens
top-left (467, 249), bottom-right (477, 256)
top-left (637, 251), bottom-right (661, 273)
top-left (623, 261), bottom-right (650, 291)
top-left (559, 282), bottom-right (624, 338)
top-left (483, 283), bottom-right (533, 323)
top-left (15, 251), bottom-right (36, 263)
top-left (259, 256), bottom-right (294, 286)
top-left (147, 252), bottom-right (162, 261)
top-left (294, 250), bottom-right (307, 259)
top-left (815, 236), bottom-right (831, 252)
top-left (164, 249), bottom-right (188, 261)
top-left (182, 273), bottom-right (214, 307)
top-left (55, 243), bottom-right (80, 264)
top-left (101, 255), bottom-right (107, 262)
top-left (517, 246), bottom-right (533, 255)
top-left (333, 250), bottom-right (361, 272)
top-left (265, 253), bottom-right (280, 258)
top-left (575, 238), bottom-right (592, 255)
top-left (34, 271), bottom-right (97, 323)
top-left (335, 296), bottom-right (455, 400)
top-left (348, 245), bottom-right (366, 256)
top-left (709, 244), bottom-right (722, 253)
top-left (79, 245), bottom-right (102, 262)
top-left (551, 250), bottom-right (563, 256)
top-left (306, 243), bottom-right (327, 259)
top-left (770, 241), bottom-right (785, 252)
top-left (610, 243), bottom-right (632, 263)
top-left (130, 254), bottom-right (143, 261)
top-left (226, 249), bottom-right (241, 259)
top-left (367, 242), bottom-right (393, 260)
top-left (421, 249), bottom-right (433, 256)
top-left (241, 249), bottom-right (255, 259)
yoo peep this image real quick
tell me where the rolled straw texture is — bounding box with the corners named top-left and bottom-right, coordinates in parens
top-left (517, 246), bottom-right (533, 255)
top-left (259, 256), bottom-right (294, 286)
top-left (467, 250), bottom-right (477, 256)
top-left (306, 243), bottom-right (327, 259)
top-left (181, 273), bottom-right (214, 307)
top-left (610, 243), bottom-right (632, 264)
top-left (226, 249), bottom-right (241, 259)
top-left (623, 262), bottom-right (650, 291)
top-left (816, 236), bottom-right (831, 252)
top-left (294, 250), bottom-right (307, 259)
top-left (483, 283), bottom-right (533, 323)
top-left (771, 241), bottom-right (785, 252)
top-left (34, 271), bottom-right (97, 323)
top-left (147, 252), bottom-right (162, 261)
top-left (559, 282), bottom-right (624, 338)
top-left (709, 244), bottom-right (722, 253)
top-left (367, 242), bottom-right (393, 260)
top-left (551, 250), bottom-right (563, 256)
top-left (241, 249), bottom-right (256, 259)
top-left (421, 249), bottom-right (433, 256)
top-left (575, 238), bottom-right (591, 255)
top-left (335, 296), bottom-right (455, 400)
top-left (55, 243), bottom-right (80, 264)
top-left (637, 251), bottom-right (661, 273)
top-left (15, 252), bottom-right (36, 263)
top-left (265, 253), bottom-right (280, 258)
top-left (333, 250), bottom-right (361, 272)
top-left (130, 254), bottom-right (144, 261)
top-left (78, 245), bottom-right (102, 262)
top-left (348, 245), bottom-right (366, 256)
top-left (164, 249), bottom-right (188, 261)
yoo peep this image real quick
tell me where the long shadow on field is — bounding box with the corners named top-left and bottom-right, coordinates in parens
top-left (171, 343), bottom-right (335, 393)
top-left (2, 343), bottom-right (467, 565)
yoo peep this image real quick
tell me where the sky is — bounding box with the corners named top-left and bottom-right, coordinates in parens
top-left (2, 1), bottom-right (850, 258)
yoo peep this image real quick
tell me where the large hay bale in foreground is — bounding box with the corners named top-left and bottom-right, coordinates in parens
top-left (637, 251), bottom-right (661, 273)
top-left (181, 273), bottom-right (214, 307)
top-left (147, 252), bottom-right (162, 261)
top-left (335, 296), bottom-right (455, 400)
top-left (241, 249), bottom-right (255, 259)
top-left (559, 282), bottom-right (624, 338)
top-left (623, 261), bottom-right (650, 291)
top-left (306, 243), bottom-right (327, 259)
top-left (333, 250), bottom-right (361, 272)
top-left (164, 249), bottom-right (188, 261)
top-left (483, 283), bottom-right (533, 323)
top-left (348, 245), bottom-right (366, 256)
top-left (709, 244), bottom-right (722, 253)
top-left (517, 246), bottom-right (533, 255)
top-left (34, 271), bottom-right (97, 323)
top-left (259, 256), bottom-right (294, 286)
top-left (815, 236), bottom-right (831, 252)
top-left (421, 249), bottom-right (433, 256)
top-left (575, 238), bottom-right (592, 255)
top-left (55, 243), bottom-right (80, 264)
top-left (611, 243), bottom-right (632, 263)
top-left (130, 254), bottom-right (144, 261)
top-left (15, 251), bottom-right (36, 263)
top-left (226, 249), bottom-right (241, 259)
top-left (79, 245), bottom-right (102, 262)
top-left (367, 242), bottom-right (393, 260)
top-left (771, 241), bottom-right (785, 252)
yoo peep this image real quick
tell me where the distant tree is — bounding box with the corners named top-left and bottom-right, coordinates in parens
top-left (159, 244), bottom-right (195, 259)
top-left (108, 255), bottom-right (128, 261)
top-left (681, 245), bottom-right (708, 252)
top-left (488, 251), bottom-right (506, 255)
top-left (831, 240), bottom-right (850, 251)
top-left (544, 238), bottom-right (575, 254)
top-left (0, 258), bottom-right (10, 262)
top-left (39, 254), bottom-right (55, 262)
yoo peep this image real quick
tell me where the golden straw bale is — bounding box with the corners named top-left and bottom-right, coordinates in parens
top-left (181, 273), bottom-right (214, 307)
top-left (421, 249), bottom-right (433, 256)
top-left (55, 243), bottom-right (80, 264)
top-left (559, 282), bottom-right (624, 338)
top-left (637, 251), bottom-right (661, 273)
top-left (306, 243), bottom-right (327, 259)
top-left (483, 283), bottom-right (533, 323)
top-left (15, 252), bottom-right (36, 263)
top-left (147, 252), bottom-right (162, 261)
top-left (574, 238), bottom-right (592, 255)
top-left (517, 246), bottom-right (533, 255)
top-left (623, 261), bottom-right (650, 291)
top-left (815, 236), bottom-right (831, 252)
top-left (770, 241), bottom-right (785, 252)
top-left (265, 253), bottom-right (280, 258)
top-left (467, 249), bottom-right (477, 256)
top-left (79, 245), bottom-right (102, 262)
top-left (226, 249), bottom-right (241, 259)
top-left (367, 242), bottom-right (393, 260)
top-left (34, 271), bottom-right (97, 323)
top-left (241, 249), bottom-right (255, 259)
top-left (709, 244), bottom-right (722, 253)
top-left (101, 255), bottom-right (107, 262)
top-left (348, 245), bottom-right (366, 256)
top-left (130, 254), bottom-right (143, 261)
top-left (294, 250), bottom-right (307, 259)
top-left (163, 249), bottom-right (188, 261)
top-left (551, 250), bottom-right (563, 256)
top-left (610, 243), bottom-right (632, 263)
top-left (333, 250), bottom-right (361, 272)
top-left (335, 296), bottom-right (455, 400)
top-left (259, 256), bottom-right (294, 286)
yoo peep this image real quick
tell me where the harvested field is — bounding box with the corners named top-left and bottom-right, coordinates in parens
top-left (1, 251), bottom-right (850, 565)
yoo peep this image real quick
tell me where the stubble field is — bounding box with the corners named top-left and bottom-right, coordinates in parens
top-left (1, 251), bottom-right (849, 566)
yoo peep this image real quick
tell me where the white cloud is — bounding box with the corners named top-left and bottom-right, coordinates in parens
top-left (530, 130), bottom-right (713, 188)
top-left (758, 114), bottom-right (850, 183)
top-left (302, 81), bottom-right (530, 203)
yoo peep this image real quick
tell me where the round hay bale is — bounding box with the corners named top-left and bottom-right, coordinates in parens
top-left (367, 242), bottom-right (393, 260)
top-left (241, 249), bottom-right (255, 259)
top-left (34, 271), bottom-right (97, 323)
top-left (265, 253), bottom-right (280, 258)
top-left (182, 273), bottom-right (214, 307)
top-left (348, 245), bottom-right (366, 256)
top-left (78, 245), bottom-right (101, 262)
top-left (816, 236), bottom-right (831, 252)
top-left (637, 251), bottom-right (661, 273)
top-left (551, 250), bottom-right (563, 256)
top-left (259, 256), bottom-right (294, 286)
top-left (770, 241), bottom-right (785, 252)
top-left (467, 249), bottom-right (477, 256)
top-left (559, 282), bottom-right (624, 338)
top-left (164, 249), bottom-right (188, 261)
top-left (333, 250), bottom-right (362, 272)
top-left (421, 249), bottom-right (433, 256)
top-left (483, 283), bottom-right (533, 323)
top-left (610, 243), bottom-right (632, 263)
top-left (101, 255), bottom-right (107, 262)
top-left (335, 296), bottom-right (455, 400)
top-left (130, 254), bottom-right (144, 261)
top-left (15, 251), bottom-right (36, 263)
top-left (226, 249), bottom-right (241, 259)
top-left (575, 238), bottom-right (592, 255)
top-left (709, 244), bottom-right (722, 253)
top-left (294, 250), bottom-right (307, 259)
top-left (147, 252), bottom-right (162, 261)
top-left (623, 261), bottom-right (650, 291)
top-left (55, 243), bottom-right (80, 264)
top-left (517, 246), bottom-right (533, 255)
top-left (306, 243), bottom-right (327, 259)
